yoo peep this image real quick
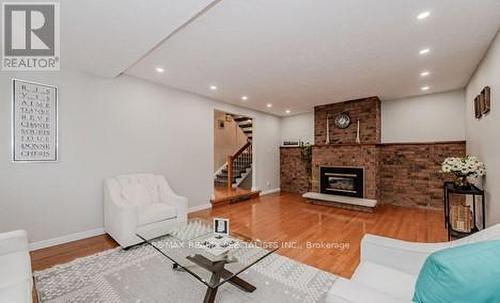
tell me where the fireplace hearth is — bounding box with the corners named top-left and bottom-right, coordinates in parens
top-left (320, 166), bottom-right (364, 198)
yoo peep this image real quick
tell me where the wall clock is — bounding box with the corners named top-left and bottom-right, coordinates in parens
top-left (334, 112), bottom-right (351, 129)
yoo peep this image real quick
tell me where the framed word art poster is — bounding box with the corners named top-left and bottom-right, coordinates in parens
top-left (12, 79), bottom-right (58, 162)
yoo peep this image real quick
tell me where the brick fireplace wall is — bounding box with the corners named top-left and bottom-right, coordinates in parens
top-left (280, 147), bottom-right (310, 194)
top-left (280, 95), bottom-right (467, 209)
top-left (379, 142), bottom-right (466, 208)
top-left (315, 97), bottom-right (381, 145)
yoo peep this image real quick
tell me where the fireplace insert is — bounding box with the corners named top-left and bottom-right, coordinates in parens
top-left (320, 166), bottom-right (364, 198)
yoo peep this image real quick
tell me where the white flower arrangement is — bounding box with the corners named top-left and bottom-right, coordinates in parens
top-left (441, 155), bottom-right (486, 178)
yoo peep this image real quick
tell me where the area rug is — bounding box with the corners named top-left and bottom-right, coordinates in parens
top-left (34, 241), bottom-right (337, 303)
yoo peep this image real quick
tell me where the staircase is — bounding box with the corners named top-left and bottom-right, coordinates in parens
top-left (214, 142), bottom-right (252, 188)
top-left (212, 114), bottom-right (257, 206)
top-left (214, 115), bottom-right (253, 188)
top-left (231, 115), bottom-right (253, 142)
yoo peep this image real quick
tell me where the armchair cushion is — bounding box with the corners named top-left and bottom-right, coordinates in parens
top-left (138, 203), bottom-right (177, 226)
top-left (122, 183), bottom-right (152, 207)
top-left (413, 240), bottom-right (500, 303)
top-left (116, 174), bottom-right (160, 203)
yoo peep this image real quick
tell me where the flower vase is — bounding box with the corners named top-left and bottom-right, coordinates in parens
top-left (454, 175), bottom-right (471, 190)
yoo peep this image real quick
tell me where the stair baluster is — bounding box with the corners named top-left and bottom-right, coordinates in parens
top-left (226, 142), bottom-right (252, 190)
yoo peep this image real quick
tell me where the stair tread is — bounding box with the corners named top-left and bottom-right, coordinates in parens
top-left (233, 117), bottom-right (251, 122)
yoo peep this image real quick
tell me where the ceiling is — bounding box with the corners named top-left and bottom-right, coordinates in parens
top-left (60, 0), bottom-right (217, 78)
top-left (60, 1), bottom-right (500, 115)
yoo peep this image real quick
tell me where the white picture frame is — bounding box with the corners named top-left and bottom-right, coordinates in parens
top-left (12, 79), bottom-right (58, 162)
top-left (213, 217), bottom-right (229, 235)
top-left (282, 139), bottom-right (301, 147)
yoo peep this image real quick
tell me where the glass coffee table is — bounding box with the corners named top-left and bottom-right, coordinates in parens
top-left (136, 218), bottom-right (278, 303)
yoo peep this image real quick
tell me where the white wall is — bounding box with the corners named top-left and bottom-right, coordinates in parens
top-left (382, 90), bottom-right (466, 143)
top-left (280, 112), bottom-right (314, 145)
top-left (465, 30), bottom-right (500, 226)
top-left (0, 70), bottom-right (281, 243)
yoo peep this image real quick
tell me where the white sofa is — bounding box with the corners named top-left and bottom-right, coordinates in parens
top-left (327, 224), bottom-right (500, 303)
top-left (104, 174), bottom-right (188, 248)
top-left (0, 230), bottom-right (33, 303)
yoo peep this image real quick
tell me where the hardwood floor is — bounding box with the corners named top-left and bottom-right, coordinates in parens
top-left (30, 234), bottom-right (117, 272)
top-left (193, 192), bottom-right (447, 277)
top-left (211, 185), bottom-right (259, 206)
top-left (31, 192), bottom-right (447, 279)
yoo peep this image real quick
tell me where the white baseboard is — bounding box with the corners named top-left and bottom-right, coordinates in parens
top-left (29, 203), bottom-right (212, 251)
top-left (188, 203), bottom-right (212, 213)
top-left (29, 228), bottom-right (105, 251)
top-left (29, 204), bottom-right (212, 251)
top-left (260, 188), bottom-right (281, 196)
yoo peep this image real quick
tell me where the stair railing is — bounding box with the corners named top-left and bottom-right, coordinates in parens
top-left (227, 141), bottom-right (252, 190)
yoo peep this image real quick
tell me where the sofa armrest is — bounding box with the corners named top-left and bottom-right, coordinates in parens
top-left (157, 176), bottom-right (188, 221)
top-left (0, 230), bottom-right (29, 256)
top-left (360, 234), bottom-right (449, 276)
top-left (326, 278), bottom-right (405, 303)
top-left (104, 183), bottom-right (138, 243)
top-left (161, 192), bottom-right (188, 222)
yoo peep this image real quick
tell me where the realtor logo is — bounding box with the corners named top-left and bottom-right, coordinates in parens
top-left (2, 2), bottom-right (60, 71)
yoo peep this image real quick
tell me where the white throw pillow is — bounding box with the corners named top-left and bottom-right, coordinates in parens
top-left (121, 184), bottom-right (152, 207)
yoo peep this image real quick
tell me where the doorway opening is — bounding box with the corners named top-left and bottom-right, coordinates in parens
top-left (212, 110), bottom-right (258, 205)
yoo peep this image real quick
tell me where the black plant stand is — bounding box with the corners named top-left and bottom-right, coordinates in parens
top-left (443, 181), bottom-right (485, 240)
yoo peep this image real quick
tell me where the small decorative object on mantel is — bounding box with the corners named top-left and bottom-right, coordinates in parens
top-left (334, 112), bottom-right (351, 129)
top-left (325, 115), bottom-right (330, 144)
top-left (441, 156), bottom-right (486, 189)
top-left (474, 86), bottom-right (491, 119)
top-left (282, 139), bottom-right (301, 147)
top-left (355, 119), bottom-right (361, 144)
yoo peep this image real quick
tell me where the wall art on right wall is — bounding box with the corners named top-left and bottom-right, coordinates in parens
top-left (474, 86), bottom-right (491, 119)
top-left (475, 96), bottom-right (482, 119)
top-left (481, 86), bottom-right (491, 115)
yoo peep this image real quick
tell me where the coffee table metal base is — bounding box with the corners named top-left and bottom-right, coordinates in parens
top-left (173, 254), bottom-right (256, 303)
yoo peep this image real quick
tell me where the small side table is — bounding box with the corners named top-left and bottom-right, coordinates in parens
top-left (443, 181), bottom-right (485, 240)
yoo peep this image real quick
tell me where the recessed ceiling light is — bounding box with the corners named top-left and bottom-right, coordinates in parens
top-left (266, 104), bottom-right (273, 108)
top-left (419, 48), bottom-right (430, 55)
top-left (420, 71), bottom-right (430, 77)
top-left (285, 109), bottom-right (291, 114)
top-left (417, 11), bottom-right (431, 20)
top-left (155, 67), bottom-right (165, 73)
top-left (421, 86), bottom-right (430, 91)
top-left (210, 85), bottom-right (217, 90)
top-left (241, 96), bottom-right (248, 101)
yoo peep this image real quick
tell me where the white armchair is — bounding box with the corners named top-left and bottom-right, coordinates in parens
top-left (326, 224), bottom-right (500, 303)
top-left (104, 174), bottom-right (188, 248)
top-left (0, 230), bottom-right (33, 303)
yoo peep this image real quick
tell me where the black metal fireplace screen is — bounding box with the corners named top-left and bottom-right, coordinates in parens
top-left (320, 166), bottom-right (364, 198)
